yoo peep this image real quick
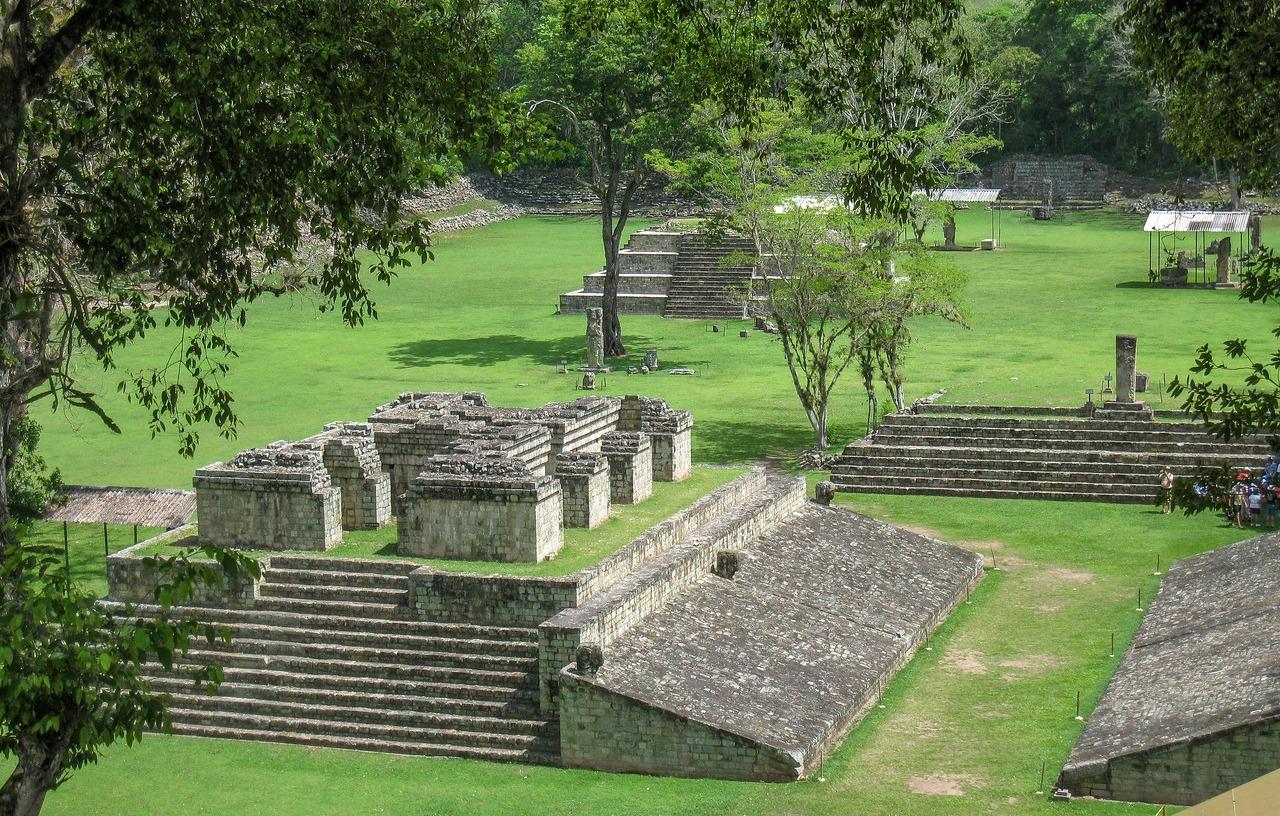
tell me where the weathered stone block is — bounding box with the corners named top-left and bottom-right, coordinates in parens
top-left (556, 452), bottom-right (611, 529)
top-left (602, 432), bottom-right (653, 504)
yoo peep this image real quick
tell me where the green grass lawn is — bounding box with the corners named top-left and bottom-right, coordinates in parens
top-left (33, 495), bottom-right (1247, 816)
top-left (35, 209), bottom-right (1280, 489)
top-left (21, 207), bottom-right (1279, 814)
top-left (23, 521), bottom-right (163, 598)
top-left (133, 465), bottom-right (745, 576)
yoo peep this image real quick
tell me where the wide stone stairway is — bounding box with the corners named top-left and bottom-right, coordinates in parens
top-left (100, 556), bottom-right (559, 764)
top-left (662, 234), bottom-right (755, 319)
top-left (831, 409), bottom-right (1273, 503)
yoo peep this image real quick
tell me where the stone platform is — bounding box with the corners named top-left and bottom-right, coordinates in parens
top-left (830, 405), bottom-right (1271, 503)
top-left (1059, 534), bottom-right (1280, 806)
top-left (106, 467), bottom-right (981, 780)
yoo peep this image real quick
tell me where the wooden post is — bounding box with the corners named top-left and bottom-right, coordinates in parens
top-left (62, 520), bottom-right (69, 576)
top-left (133, 525), bottom-right (138, 545)
top-left (103, 522), bottom-right (109, 558)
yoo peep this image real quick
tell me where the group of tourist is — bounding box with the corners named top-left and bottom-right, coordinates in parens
top-left (1222, 458), bottom-right (1280, 528)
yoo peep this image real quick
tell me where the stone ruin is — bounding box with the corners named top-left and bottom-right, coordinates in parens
top-left (192, 392), bottom-right (693, 561)
top-left (1096, 334), bottom-right (1154, 421)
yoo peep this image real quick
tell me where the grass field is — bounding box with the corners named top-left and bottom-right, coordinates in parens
top-left (133, 465), bottom-right (745, 576)
top-left (31, 494), bottom-right (1250, 816)
top-left (21, 207), bottom-right (1279, 815)
top-left (36, 209), bottom-right (1279, 488)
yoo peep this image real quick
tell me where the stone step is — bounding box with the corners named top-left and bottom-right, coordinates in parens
top-left (871, 423), bottom-right (1271, 450)
top-left (193, 637), bottom-right (537, 673)
top-left (99, 601), bottom-right (537, 642)
top-left (884, 412), bottom-right (1251, 435)
top-left (862, 432), bottom-right (1264, 456)
top-left (263, 567), bottom-right (412, 591)
top-left (837, 443), bottom-right (1261, 468)
top-left (147, 676), bottom-right (537, 718)
top-left (830, 473), bottom-right (1155, 496)
top-left (252, 595), bottom-right (412, 619)
top-left (165, 707), bottom-right (555, 752)
top-left (830, 462), bottom-right (1168, 486)
top-left (164, 693), bottom-right (555, 737)
top-left (163, 721), bottom-right (560, 765)
top-left (148, 663), bottom-right (539, 704)
top-left (257, 582), bottom-right (409, 605)
top-left (832, 455), bottom-right (1190, 478)
top-left (831, 480), bottom-right (1153, 504)
top-left (171, 649), bottom-right (538, 688)
top-left (158, 618), bottom-right (535, 657)
top-left (266, 555), bottom-right (417, 576)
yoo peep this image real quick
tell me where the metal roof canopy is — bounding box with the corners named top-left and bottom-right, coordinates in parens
top-left (915, 188), bottom-right (1001, 203)
top-left (1143, 210), bottom-right (1251, 233)
top-left (45, 485), bottom-right (196, 529)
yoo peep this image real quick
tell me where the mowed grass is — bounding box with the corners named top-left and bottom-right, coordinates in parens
top-left (133, 465), bottom-right (746, 576)
top-left (23, 521), bottom-right (163, 598)
top-left (36, 209), bottom-right (1279, 488)
top-left (34, 496), bottom-right (1249, 816)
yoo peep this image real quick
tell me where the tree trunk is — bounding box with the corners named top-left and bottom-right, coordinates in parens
top-left (0, 733), bottom-right (66, 816)
top-left (1229, 166), bottom-right (1241, 210)
top-left (600, 219), bottom-right (626, 358)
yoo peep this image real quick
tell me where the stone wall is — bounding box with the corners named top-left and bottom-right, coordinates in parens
top-left (988, 154), bottom-right (1108, 202)
top-left (193, 443), bottom-right (342, 551)
top-left (558, 673), bottom-right (803, 781)
top-left (106, 526), bottom-right (263, 606)
top-left (618, 395), bottom-right (693, 482)
top-left (1064, 719), bottom-right (1280, 806)
top-left (407, 570), bottom-right (582, 627)
top-left (396, 454), bottom-right (564, 562)
top-left (312, 423), bottom-right (391, 530)
top-left (603, 432), bottom-right (653, 504)
top-left (556, 452), bottom-right (611, 529)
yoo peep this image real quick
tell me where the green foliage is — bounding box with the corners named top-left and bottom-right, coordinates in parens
top-left (4, 420), bottom-right (61, 532)
top-left (1122, 0), bottom-right (1280, 188)
top-left (977, 0), bottom-right (1174, 172)
top-left (0, 536), bottom-right (259, 813)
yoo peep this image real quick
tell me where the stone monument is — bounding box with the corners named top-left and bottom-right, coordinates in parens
top-left (582, 307), bottom-right (609, 371)
top-left (1213, 236), bottom-right (1237, 289)
top-left (644, 348), bottom-right (659, 371)
top-left (1250, 214), bottom-right (1263, 254)
top-left (942, 214), bottom-right (958, 249)
top-left (1095, 334), bottom-right (1153, 421)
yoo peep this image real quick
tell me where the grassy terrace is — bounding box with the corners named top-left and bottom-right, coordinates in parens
top-left (130, 465), bottom-right (745, 576)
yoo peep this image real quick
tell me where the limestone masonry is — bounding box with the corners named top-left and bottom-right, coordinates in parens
top-left (1060, 534), bottom-right (1280, 805)
top-left (109, 395), bottom-right (980, 781)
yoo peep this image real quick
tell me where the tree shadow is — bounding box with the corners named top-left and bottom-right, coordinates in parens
top-left (694, 418), bottom-right (818, 464)
top-left (389, 333), bottom-right (666, 370)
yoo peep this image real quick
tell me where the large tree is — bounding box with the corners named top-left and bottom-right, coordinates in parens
top-left (1122, 0), bottom-right (1280, 444)
top-left (0, 1), bottom-right (503, 812)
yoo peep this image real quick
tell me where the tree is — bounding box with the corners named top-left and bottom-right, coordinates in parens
top-left (1121, 0), bottom-right (1280, 447)
top-left (516, 0), bottom-right (707, 357)
top-left (0, 1), bottom-right (504, 811)
top-left (750, 203), bottom-right (892, 448)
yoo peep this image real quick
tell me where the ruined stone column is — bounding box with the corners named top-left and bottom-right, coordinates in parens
top-left (1250, 214), bottom-right (1263, 254)
top-left (1115, 334), bottom-right (1137, 404)
top-left (1216, 236), bottom-right (1232, 286)
top-left (586, 307), bottom-right (604, 370)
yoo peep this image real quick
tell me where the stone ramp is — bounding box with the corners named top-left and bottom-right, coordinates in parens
top-left (831, 409), bottom-right (1271, 503)
top-left (1059, 534), bottom-right (1280, 805)
top-left (558, 503), bottom-right (983, 780)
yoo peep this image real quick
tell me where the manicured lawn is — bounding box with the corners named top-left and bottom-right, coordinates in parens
top-left (33, 495), bottom-right (1246, 815)
top-left (34, 210), bottom-right (1279, 489)
top-left (23, 521), bottom-right (163, 598)
top-left (133, 465), bottom-right (746, 576)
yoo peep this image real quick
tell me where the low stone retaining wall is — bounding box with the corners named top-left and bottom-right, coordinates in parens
top-left (106, 525), bottom-right (264, 607)
top-left (407, 571), bottom-right (581, 628)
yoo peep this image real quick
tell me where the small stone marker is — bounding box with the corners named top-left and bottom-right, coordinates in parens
top-left (644, 348), bottom-right (659, 370)
top-left (668, 367), bottom-right (695, 376)
top-left (713, 550), bottom-right (739, 580)
top-left (815, 481), bottom-right (836, 506)
top-left (711, 324), bottom-right (720, 333)
top-left (1214, 235), bottom-right (1235, 288)
top-left (739, 330), bottom-right (749, 338)
top-left (575, 643), bottom-right (604, 676)
top-left (581, 372), bottom-right (596, 390)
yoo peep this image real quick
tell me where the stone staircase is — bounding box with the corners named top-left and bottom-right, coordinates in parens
top-left (662, 235), bottom-right (756, 319)
top-left (102, 555), bottom-right (558, 764)
top-left (830, 411), bottom-right (1272, 503)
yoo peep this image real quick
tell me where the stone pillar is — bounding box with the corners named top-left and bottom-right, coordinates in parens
top-left (1216, 236), bottom-right (1233, 286)
top-left (616, 395), bottom-right (693, 482)
top-left (644, 348), bottom-right (659, 370)
top-left (585, 307), bottom-right (605, 370)
top-left (1115, 334), bottom-right (1137, 404)
top-left (942, 214), bottom-right (957, 249)
top-left (555, 452), bottom-right (611, 529)
top-left (1250, 214), bottom-right (1263, 254)
top-left (602, 432), bottom-right (653, 504)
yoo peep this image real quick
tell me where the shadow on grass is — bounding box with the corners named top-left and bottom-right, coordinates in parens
top-left (695, 418), bottom-right (817, 464)
top-left (389, 333), bottom-right (663, 370)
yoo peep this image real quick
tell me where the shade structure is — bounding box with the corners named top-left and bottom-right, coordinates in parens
top-left (1143, 210), bottom-right (1251, 233)
top-left (44, 485), bottom-right (196, 529)
top-left (914, 187), bottom-right (1001, 203)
